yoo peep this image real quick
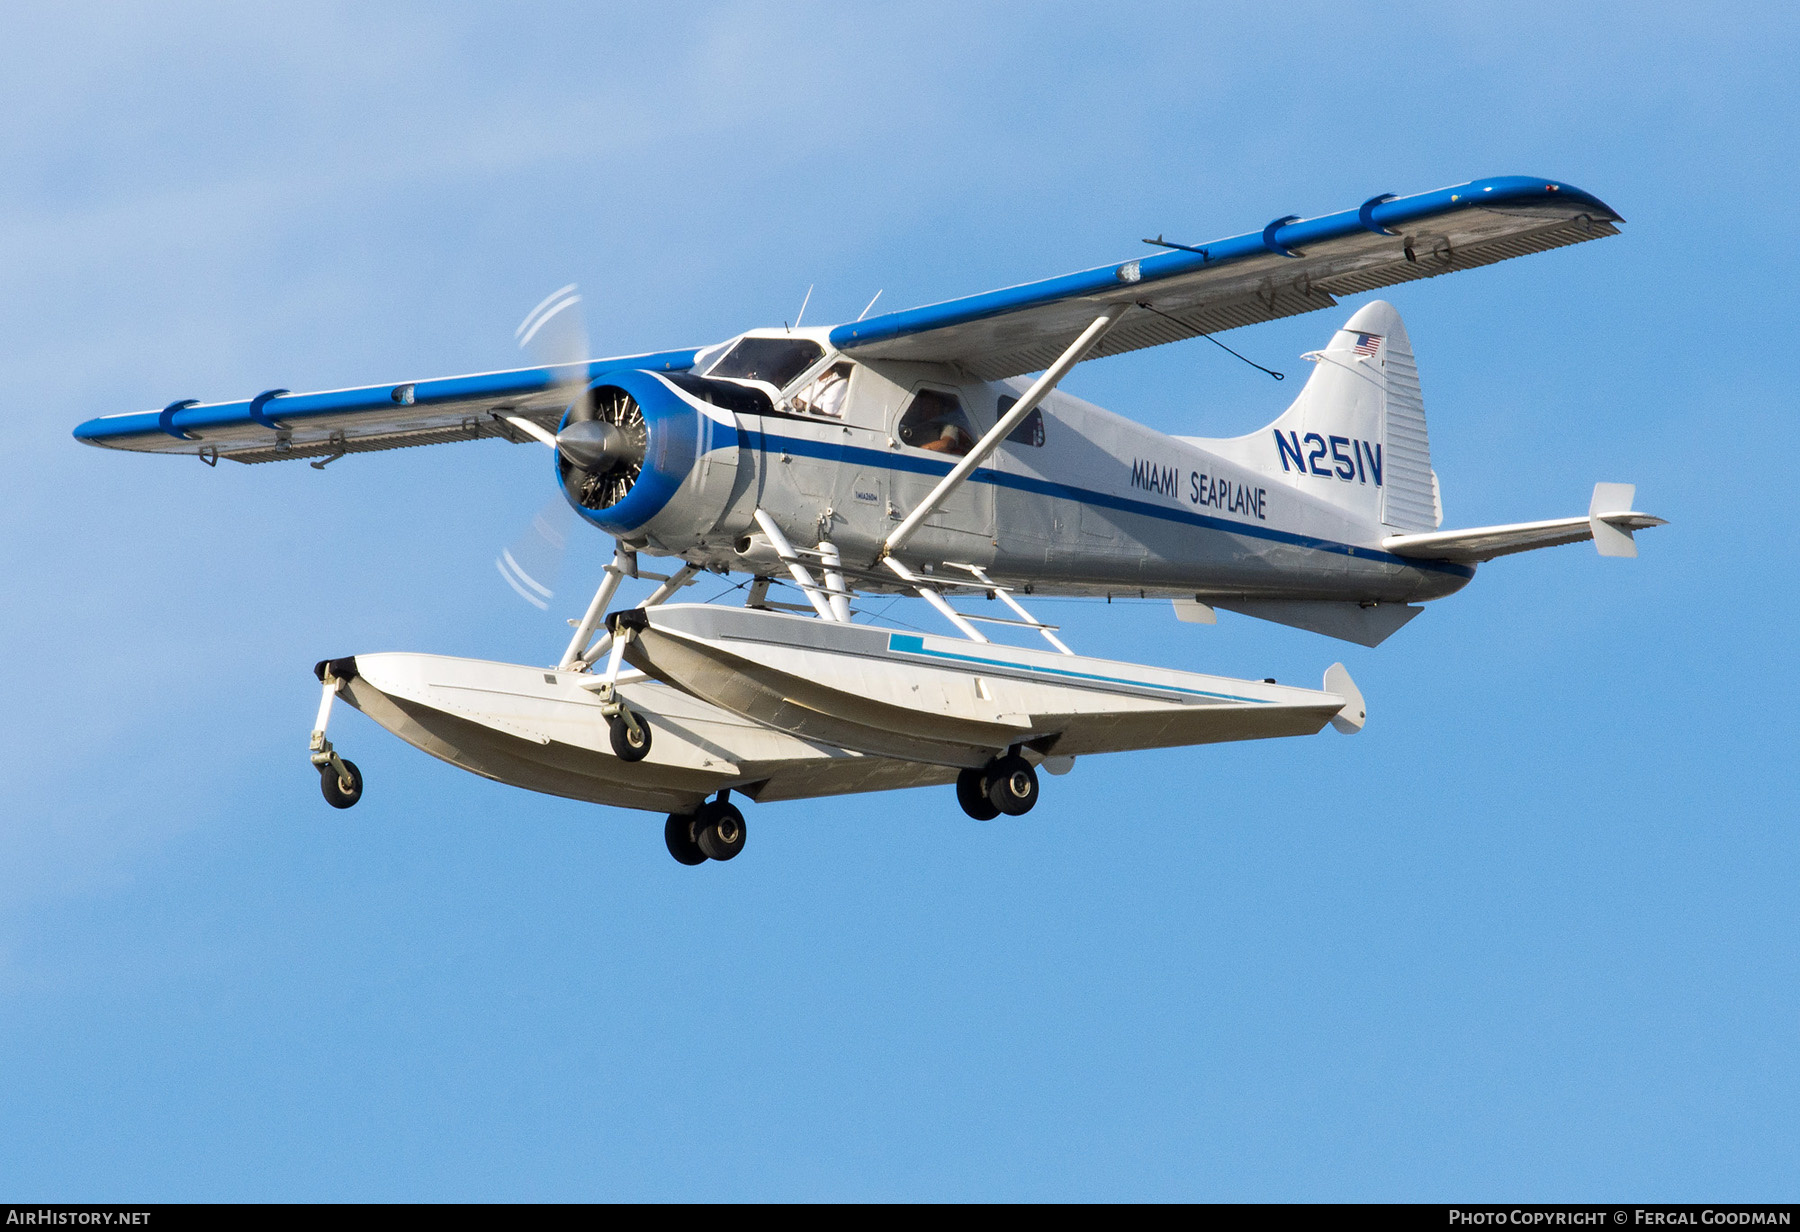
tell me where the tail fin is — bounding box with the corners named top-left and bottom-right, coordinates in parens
top-left (1194, 301), bottom-right (1441, 531)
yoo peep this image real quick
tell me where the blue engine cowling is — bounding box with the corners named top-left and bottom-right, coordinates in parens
top-left (555, 368), bottom-right (746, 545)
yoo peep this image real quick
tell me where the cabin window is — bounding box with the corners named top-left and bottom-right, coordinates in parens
top-left (707, 337), bottom-right (825, 389)
top-left (897, 388), bottom-right (976, 456)
top-left (998, 396), bottom-right (1045, 447)
top-left (791, 362), bottom-right (854, 417)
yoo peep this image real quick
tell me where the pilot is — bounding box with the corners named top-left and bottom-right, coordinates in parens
top-left (812, 368), bottom-right (848, 417)
top-left (795, 365), bottom-right (850, 417)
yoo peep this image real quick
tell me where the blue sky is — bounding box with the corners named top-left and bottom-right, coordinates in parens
top-left (2, 1), bottom-right (1795, 1200)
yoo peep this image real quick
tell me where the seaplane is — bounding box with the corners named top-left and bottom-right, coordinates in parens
top-left (73, 176), bottom-right (1663, 865)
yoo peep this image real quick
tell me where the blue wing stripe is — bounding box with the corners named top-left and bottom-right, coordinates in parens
top-left (829, 176), bottom-right (1618, 353)
top-left (74, 348), bottom-right (700, 446)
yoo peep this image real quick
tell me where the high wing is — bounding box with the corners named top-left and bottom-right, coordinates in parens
top-left (829, 176), bottom-right (1621, 380)
top-left (72, 349), bottom-right (697, 465)
top-left (74, 175), bottom-right (1619, 465)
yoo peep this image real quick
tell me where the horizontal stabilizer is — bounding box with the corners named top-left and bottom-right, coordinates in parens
top-left (1383, 483), bottom-right (1665, 564)
top-left (1212, 599), bottom-right (1423, 647)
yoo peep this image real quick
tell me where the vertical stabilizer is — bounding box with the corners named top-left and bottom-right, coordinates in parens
top-left (1189, 300), bottom-right (1442, 532)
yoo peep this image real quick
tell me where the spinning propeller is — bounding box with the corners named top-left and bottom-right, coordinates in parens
top-left (494, 284), bottom-right (638, 611)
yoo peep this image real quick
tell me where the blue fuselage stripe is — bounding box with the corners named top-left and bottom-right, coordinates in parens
top-left (754, 427), bottom-right (1474, 578)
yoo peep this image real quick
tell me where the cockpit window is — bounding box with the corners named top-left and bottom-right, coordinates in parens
top-left (897, 388), bottom-right (976, 456)
top-left (707, 337), bottom-right (825, 389)
top-left (791, 363), bottom-right (853, 417)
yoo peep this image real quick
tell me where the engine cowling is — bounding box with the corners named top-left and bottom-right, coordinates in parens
top-left (555, 368), bottom-right (744, 547)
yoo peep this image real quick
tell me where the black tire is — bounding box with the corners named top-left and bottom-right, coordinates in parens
top-left (664, 812), bottom-right (707, 865)
top-left (609, 711), bottom-right (652, 762)
top-left (320, 759), bottom-right (363, 809)
top-left (956, 767), bottom-right (1000, 820)
top-left (985, 754), bottom-right (1039, 816)
top-left (694, 800), bottom-right (747, 861)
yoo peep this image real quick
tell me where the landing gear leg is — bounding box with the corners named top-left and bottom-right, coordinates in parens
top-left (309, 662), bottom-right (363, 809)
top-left (592, 616), bottom-right (652, 762)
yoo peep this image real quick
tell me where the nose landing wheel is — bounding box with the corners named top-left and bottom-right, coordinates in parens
top-left (609, 710), bottom-right (652, 761)
top-left (319, 758), bottom-right (363, 809)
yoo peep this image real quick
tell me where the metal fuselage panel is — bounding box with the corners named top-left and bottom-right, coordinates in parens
top-left (645, 351), bottom-right (1471, 604)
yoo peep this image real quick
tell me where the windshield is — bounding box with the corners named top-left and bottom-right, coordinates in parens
top-left (707, 337), bottom-right (825, 389)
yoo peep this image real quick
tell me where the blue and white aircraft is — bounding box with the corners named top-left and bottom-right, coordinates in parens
top-left (75, 176), bottom-right (1661, 864)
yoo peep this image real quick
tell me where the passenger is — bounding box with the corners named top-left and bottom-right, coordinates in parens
top-left (920, 422), bottom-right (971, 454)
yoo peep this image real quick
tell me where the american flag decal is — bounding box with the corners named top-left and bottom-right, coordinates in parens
top-left (1352, 332), bottom-right (1382, 357)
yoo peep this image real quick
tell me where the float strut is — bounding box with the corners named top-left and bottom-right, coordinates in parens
top-left (307, 667), bottom-right (355, 790)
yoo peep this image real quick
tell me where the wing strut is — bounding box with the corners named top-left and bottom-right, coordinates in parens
top-left (501, 414), bottom-right (560, 448)
top-left (881, 306), bottom-right (1126, 560)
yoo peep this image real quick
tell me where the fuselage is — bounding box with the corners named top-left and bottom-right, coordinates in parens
top-left (564, 328), bottom-right (1474, 606)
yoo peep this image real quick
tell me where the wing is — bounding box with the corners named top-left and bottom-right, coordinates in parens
top-left (72, 349), bottom-right (698, 464)
top-left (829, 176), bottom-right (1621, 380)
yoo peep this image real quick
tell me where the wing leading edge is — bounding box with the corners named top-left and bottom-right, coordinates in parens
top-left (72, 349), bottom-right (698, 464)
top-left (829, 176), bottom-right (1621, 380)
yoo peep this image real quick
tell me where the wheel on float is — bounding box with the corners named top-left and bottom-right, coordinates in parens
top-left (956, 767), bottom-right (1000, 820)
top-left (610, 711), bottom-right (652, 762)
top-left (319, 759), bottom-right (363, 809)
top-left (693, 799), bottom-right (747, 861)
top-left (664, 812), bottom-right (707, 865)
top-left (985, 754), bottom-right (1039, 816)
